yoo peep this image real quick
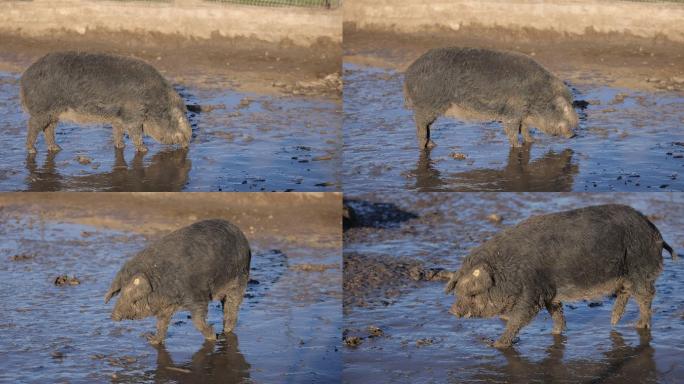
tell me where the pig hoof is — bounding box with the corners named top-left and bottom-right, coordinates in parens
top-left (493, 340), bottom-right (513, 349)
top-left (135, 146), bottom-right (149, 153)
top-left (27, 147), bottom-right (37, 154)
top-left (146, 334), bottom-right (164, 345)
top-left (114, 143), bottom-right (125, 149)
top-left (47, 144), bottom-right (62, 152)
top-left (204, 333), bottom-right (217, 342)
top-left (426, 140), bottom-right (437, 149)
top-left (636, 321), bottom-right (650, 329)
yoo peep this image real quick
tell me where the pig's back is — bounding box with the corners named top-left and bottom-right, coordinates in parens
top-left (405, 47), bottom-right (555, 109)
top-left (506, 205), bottom-right (662, 289)
top-left (139, 220), bottom-right (251, 294)
top-left (20, 52), bottom-right (170, 113)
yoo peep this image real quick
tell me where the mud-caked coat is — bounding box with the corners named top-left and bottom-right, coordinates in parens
top-left (105, 219), bottom-right (251, 345)
top-left (445, 204), bottom-right (676, 348)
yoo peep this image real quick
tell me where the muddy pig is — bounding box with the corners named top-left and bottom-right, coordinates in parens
top-left (105, 219), bottom-right (251, 345)
top-left (20, 51), bottom-right (192, 154)
top-left (404, 47), bottom-right (579, 149)
top-left (444, 204), bottom-right (676, 348)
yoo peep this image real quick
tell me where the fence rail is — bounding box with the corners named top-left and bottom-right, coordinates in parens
top-left (101, 0), bottom-right (340, 8)
top-left (209, 0), bottom-right (339, 8)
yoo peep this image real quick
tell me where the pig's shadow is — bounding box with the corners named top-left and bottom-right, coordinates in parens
top-left (413, 144), bottom-right (578, 191)
top-left (152, 333), bottom-right (250, 384)
top-left (469, 330), bottom-right (656, 384)
top-left (24, 147), bottom-right (191, 192)
top-left (342, 199), bottom-right (418, 229)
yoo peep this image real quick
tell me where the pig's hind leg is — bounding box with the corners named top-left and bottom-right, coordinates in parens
top-left (632, 280), bottom-right (656, 329)
top-left (127, 123), bottom-right (148, 153)
top-left (44, 120), bottom-right (62, 152)
top-left (545, 301), bottom-right (566, 334)
top-left (220, 278), bottom-right (247, 334)
top-left (112, 123), bottom-right (125, 149)
top-left (190, 303), bottom-right (217, 341)
top-left (520, 123), bottom-right (534, 144)
top-left (611, 289), bottom-right (630, 326)
top-left (26, 115), bottom-right (54, 154)
top-left (414, 109), bottom-right (438, 150)
top-left (503, 119), bottom-right (523, 147)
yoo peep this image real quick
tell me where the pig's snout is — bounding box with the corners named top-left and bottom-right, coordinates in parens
top-left (449, 303), bottom-right (459, 316)
top-left (449, 302), bottom-right (470, 318)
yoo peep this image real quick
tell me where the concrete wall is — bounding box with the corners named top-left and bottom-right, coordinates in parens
top-left (344, 0), bottom-right (684, 42)
top-left (0, 0), bottom-right (341, 46)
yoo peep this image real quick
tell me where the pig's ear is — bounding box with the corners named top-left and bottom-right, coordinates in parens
top-left (104, 282), bottom-right (121, 304)
top-left (554, 96), bottom-right (571, 115)
top-left (444, 272), bottom-right (458, 294)
top-left (462, 265), bottom-right (493, 295)
top-left (125, 274), bottom-right (152, 297)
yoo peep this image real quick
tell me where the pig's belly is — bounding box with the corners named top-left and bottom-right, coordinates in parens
top-left (60, 108), bottom-right (121, 125)
top-left (443, 102), bottom-right (502, 123)
top-left (554, 277), bottom-right (625, 302)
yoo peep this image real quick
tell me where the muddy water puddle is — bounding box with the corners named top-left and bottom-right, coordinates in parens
top-left (343, 64), bottom-right (684, 192)
top-left (343, 193), bottom-right (684, 383)
top-left (0, 72), bottom-right (341, 191)
top-left (0, 214), bottom-right (341, 383)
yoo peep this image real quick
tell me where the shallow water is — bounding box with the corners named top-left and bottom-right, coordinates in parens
top-left (343, 193), bottom-right (684, 383)
top-left (0, 214), bottom-right (341, 383)
top-left (0, 72), bottom-right (341, 191)
top-left (343, 64), bottom-right (684, 192)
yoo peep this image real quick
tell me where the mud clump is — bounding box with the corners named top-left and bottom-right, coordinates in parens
top-left (487, 213), bottom-right (503, 224)
top-left (54, 275), bottom-right (80, 286)
top-left (367, 325), bottom-right (384, 338)
top-left (290, 263), bottom-right (338, 272)
top-left (75, 156), bottom-right (92, 165)
top-left (344, 252), bottom-right (449, 309)
top-left (344, 336), bottom-right (363, 347)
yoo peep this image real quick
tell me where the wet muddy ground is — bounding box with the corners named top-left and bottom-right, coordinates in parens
top-left (343, 64), bottom-right (684, 192)
top-left (343, 192), bottom-right (684, 383)
top-left (0, 71), bottom-right (341, 192)
top-left (0, 194), bottom-right (341, 383)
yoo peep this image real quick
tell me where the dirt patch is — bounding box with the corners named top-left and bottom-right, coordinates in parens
top-left (0, 193), bottom-right (341, 248)
top-left (344, 252), bottom-right (450, 310)
top-left (0, 30), bottom-right (341, 98)
top-left (344, 25), bottom-right (684, 93)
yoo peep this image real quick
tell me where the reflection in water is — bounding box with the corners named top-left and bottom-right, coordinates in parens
top-left (471, 330), bottom-right (656, 384)
top-left (413, 144), bottom-right (578, 191)
top-left (25, 148), bottom-right (190, 191)
top-left (153, 334), bottom-right (250, 384)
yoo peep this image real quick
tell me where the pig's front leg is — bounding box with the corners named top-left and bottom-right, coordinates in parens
top-left (190, 304), bottom-right (216, 341)
top-left (545, 301), bottom-right (566, 334)
top-left (494, 302), bottom-right (539, 348)
top-left (148, 308), bottom-right (174, 345)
